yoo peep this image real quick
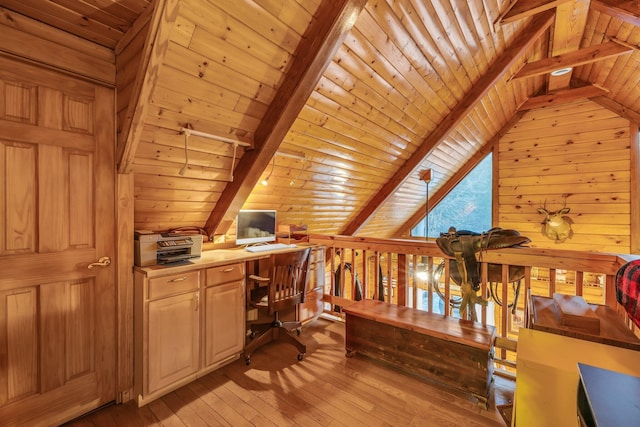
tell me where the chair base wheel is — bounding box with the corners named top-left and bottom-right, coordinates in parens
top-left (297, 353), bottom-right (304, 361)
top-left (245, 356), bottom-right (251, 365)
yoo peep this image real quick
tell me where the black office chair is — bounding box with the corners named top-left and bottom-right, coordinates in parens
top-left (244, 247), bottom-right (311, 365)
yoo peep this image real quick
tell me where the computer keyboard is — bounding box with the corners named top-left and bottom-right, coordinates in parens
top-left (244, 243), bottom-right (297, 253)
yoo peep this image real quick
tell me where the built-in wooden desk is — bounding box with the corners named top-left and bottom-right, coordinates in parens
top-left (133, 243), bottom-right (324, 406)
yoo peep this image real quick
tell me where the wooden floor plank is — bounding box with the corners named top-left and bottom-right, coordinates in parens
top-left (187, 375), bottom-right (254, 426)
top-left (64, 318), bottom-right (512, 427)
top-left (198, 373), bottom-right (272, 426)
top-left (109, 401), bottom-right (159, 427)
top-left (145, 398), bottom-right (187, 427)
top-left (173, 384), bottom-right (233, 427)
top-left (224, 359), bottom-right (326, 427)
top-left (212, 367), bottom-right (299, 427)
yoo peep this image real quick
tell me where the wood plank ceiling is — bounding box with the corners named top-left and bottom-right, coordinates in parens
top-left (1, 0), bottom-right (639, 241)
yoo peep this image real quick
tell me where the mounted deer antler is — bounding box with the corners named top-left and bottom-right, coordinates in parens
top-left (537, 200), bottom-right (573, 243)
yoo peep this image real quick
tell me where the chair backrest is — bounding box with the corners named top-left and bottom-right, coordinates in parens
top-left (615, 259), bottom-right (640, 328)
top-left (267, 248), bottom-right (311, 315)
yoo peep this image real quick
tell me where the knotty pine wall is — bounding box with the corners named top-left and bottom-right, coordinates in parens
top-left (115, 11), bottom-right (149, 149)
top-left (498, 99), bottom-right (634, 253)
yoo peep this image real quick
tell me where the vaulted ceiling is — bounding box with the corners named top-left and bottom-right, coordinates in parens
top-left (1, 0), bottom-right (639, 241)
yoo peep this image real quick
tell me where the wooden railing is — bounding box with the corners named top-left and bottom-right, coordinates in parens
top-left (309, 234), bottom-right (639, 371)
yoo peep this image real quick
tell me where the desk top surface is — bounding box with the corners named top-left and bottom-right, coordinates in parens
top-left (135, 243), bottom-right (320, 278)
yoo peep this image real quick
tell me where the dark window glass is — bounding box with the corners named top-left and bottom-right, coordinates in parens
top-left (412, 153), bottom-right (492, 238)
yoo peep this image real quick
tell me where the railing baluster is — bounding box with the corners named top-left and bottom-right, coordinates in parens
top-left (605, 274), bottom-right (616, 307)
top-left (576, 271), bottom-right (584, 297)
top-left (411, 254), bottom-right (418, 309)
top-left (427, 256), bottom-right (434, 313)
top-left (339, 248), bottom-right (346, 305)
top-left (481, 262), bottom-right (488, 325)
top-left (501, 264), bottom-right (509, 356)
top-left (329, 246), bottom-right (336, 311)
top-left (349, 248), bottom-right (356, 301)
top-left (444, 258), bottom-right (451, 317)
top-left (397, 254), bottom-right (408, 306)
top-left (374, 252), bottom-right (381, 301)
top-left (362, 250), bottom-right (369, 301)
top-left (523, 266), bottom-right (532, 327)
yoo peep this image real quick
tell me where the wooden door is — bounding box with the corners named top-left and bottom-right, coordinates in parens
top-left (0, 56), bottom-right (116, 426)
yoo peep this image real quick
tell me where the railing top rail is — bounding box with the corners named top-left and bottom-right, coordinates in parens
top-left (309, 234), bottom-right (640, 275)
top-left (309, 234), bottom-right (441, 256)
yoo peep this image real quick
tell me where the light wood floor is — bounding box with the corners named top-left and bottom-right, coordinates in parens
top-left (65, 317), bottom-right (514, 426)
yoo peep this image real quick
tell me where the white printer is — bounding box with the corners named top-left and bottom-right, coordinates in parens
top-left (134, 231), bottom-right (203, 267)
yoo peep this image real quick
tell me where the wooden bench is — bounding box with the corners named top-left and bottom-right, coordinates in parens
top-left (343, 299), bottom-right (496, 408)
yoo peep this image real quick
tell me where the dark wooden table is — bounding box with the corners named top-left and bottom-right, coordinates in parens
top-left (527, 295), bottom-right (640, 351)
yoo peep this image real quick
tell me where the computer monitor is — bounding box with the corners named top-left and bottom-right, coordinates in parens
top-left (235, 210), bottom-right (277, 245)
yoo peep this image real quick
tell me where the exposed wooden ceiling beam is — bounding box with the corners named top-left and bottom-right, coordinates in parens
top-left (591, 96), bottom-right (640, 124)
top-left (204, 0), bottom-right (367, 238)
top-left (341, 10), bottom-right (556, 236)
top-left (498, 0), bottom-right (572, 24)
top-left (519, 84), bottom-right (609, 110)
top-left (592, 0), bottom-right (640, 26)
top-left (393, 111), bottom-right (526, 238)
top-left (512, 40), bottom-right (634, 80)
top-left (547, 0), bottom-right (592, 91)
top-left (117, 0), bottom-right (178, 174)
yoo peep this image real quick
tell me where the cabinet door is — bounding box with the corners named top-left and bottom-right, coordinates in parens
top-left (204, 281), bottom-right (244, 366)
top-left (147, 291), bottom-right (199, 393)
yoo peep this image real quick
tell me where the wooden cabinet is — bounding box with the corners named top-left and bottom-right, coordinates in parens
top-left (134, 245), bottom-right (324, 406)
top-left (204, 263), bottom-right (245, 367)
top-left (134, 264), bottom-right (245, 406)
top-left (135, 270), bottom-right (200, 402)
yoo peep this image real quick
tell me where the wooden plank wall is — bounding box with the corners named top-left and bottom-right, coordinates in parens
top-left (0, 8), bottom-right (115, 86)
top-left (115, 16), bottom-right (148, 142)
top-left (130, 0), bottom-right (317, 232)
top-left (498, 99), bottom-right (633, 253)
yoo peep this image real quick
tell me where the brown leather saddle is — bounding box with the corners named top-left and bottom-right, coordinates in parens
top-left (436, 227), bottom-right (531, 291)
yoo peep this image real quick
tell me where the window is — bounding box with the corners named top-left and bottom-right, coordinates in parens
top-left (412, 154), bottom-right (492, 238)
